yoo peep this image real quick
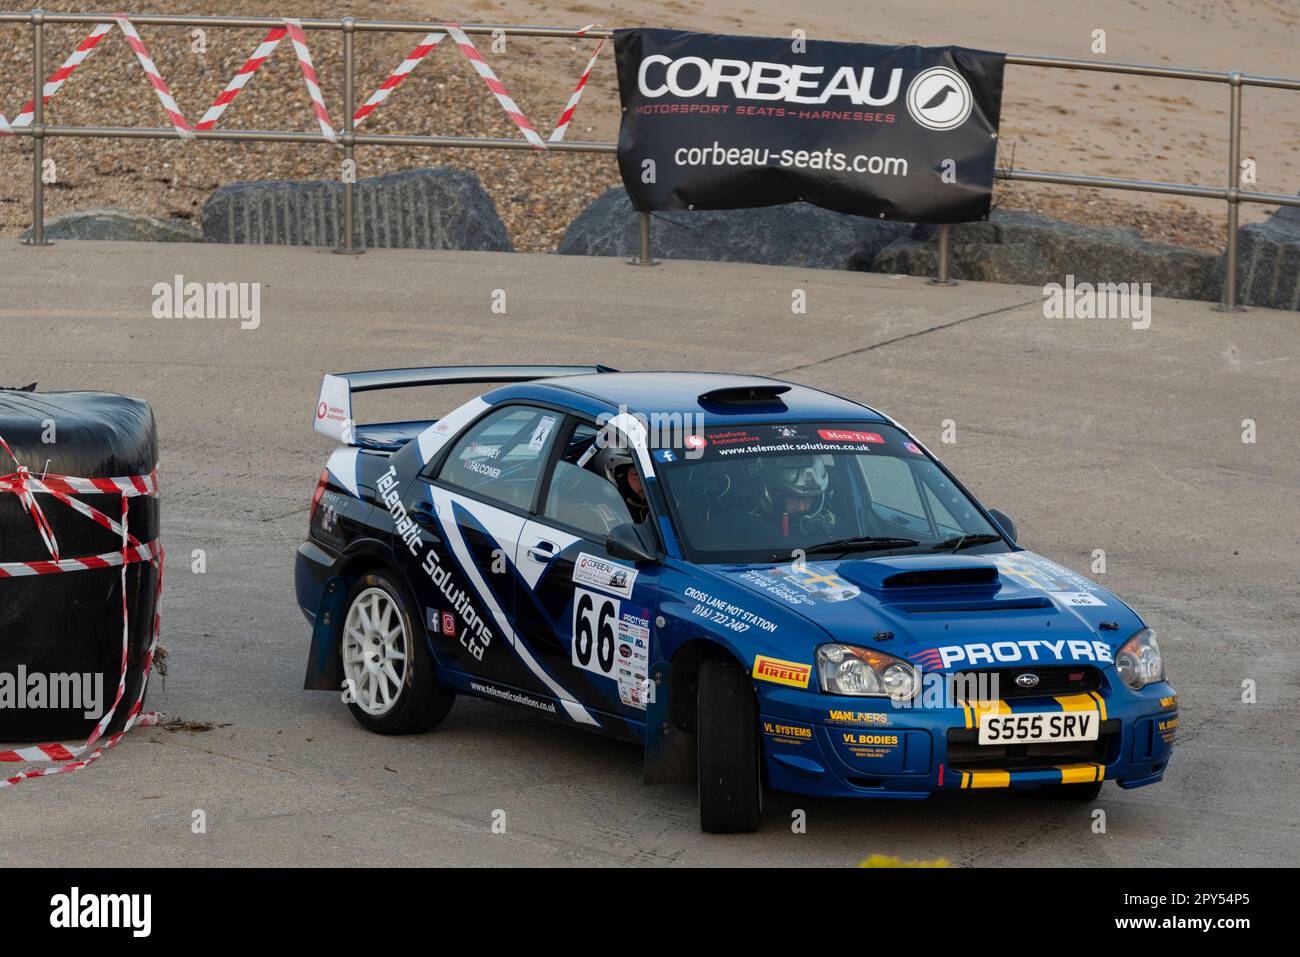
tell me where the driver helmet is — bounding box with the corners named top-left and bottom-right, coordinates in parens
top-left (588, 445), bottom-right (645, 510)
top-left (766, 455), bottom-right (829, 515)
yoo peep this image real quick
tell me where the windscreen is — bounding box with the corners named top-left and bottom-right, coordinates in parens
top-left (652, 422), bottom-right (1003, 564)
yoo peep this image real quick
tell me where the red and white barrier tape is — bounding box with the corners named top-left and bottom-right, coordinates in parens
top-left (351, 30), bottom-right (446, 127)
top-left (193, 25), bottom-right (287, 131)
top-left (112, 13), bottom-right (194, 138)
top-left (284, 18), bottom-right (337, 143)
top-left (1, 16), bottom-right (337, 142)
top-left (3, 22), bottom-right (114, 133)
top-left (0, 539), bottom-right (159, 579)
top-left (549, 24), bottom-right (605, 142)
top-left (0, 16), bottom-right (603, 146)
top-left (0, 540), bottom-right (165, 787)
top-left (0, 468), bottom-right (59, 561)
top-left (22, 470), bottom-right (158, 497)
top-left (346, 22), bottom-right (605, 139)
top-left (0, 432), bottom-right (163, 788)
top-left (444, 22), bottom-right (546, 150)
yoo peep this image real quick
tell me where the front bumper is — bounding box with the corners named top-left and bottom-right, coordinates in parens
top-left (756, 682), bottom-right (1178, 799)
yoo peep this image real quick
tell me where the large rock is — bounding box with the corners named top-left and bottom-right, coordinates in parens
top-left (873, 210), bottom-right (1218, 301)
top-left (21, 206), bottom-right (202, 243)
top-left (202, 167), bottom-right (512, 251)
top-left (557, 188), bottom-right (910, 271)
top-left (1215, 200), bottom-right (1300, 310)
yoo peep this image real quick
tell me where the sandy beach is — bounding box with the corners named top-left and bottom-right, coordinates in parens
top-left (1, 0), bottom-right (1296, 251)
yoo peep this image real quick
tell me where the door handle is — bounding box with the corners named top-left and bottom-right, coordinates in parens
top-left (527, 540), bottom-right (558, 562)
top-left (410, 501), bottom-right (440, 536)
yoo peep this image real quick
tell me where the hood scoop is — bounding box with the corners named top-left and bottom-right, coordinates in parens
top-left (839, 558), bottom-right (1001, 592)
top-left (837, 558), bottom-right (1055, 614)
top-left (881, 567), bottom-right (999, 589)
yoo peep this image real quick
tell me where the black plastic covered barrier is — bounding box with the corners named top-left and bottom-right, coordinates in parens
top-left (0, 388), bottom-right (159, 743)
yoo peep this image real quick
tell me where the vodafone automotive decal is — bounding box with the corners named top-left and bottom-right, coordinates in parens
top-left (614, 29), bottom-right (1006, 223)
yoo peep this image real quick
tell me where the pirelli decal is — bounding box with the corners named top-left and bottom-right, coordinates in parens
top-left (753, 655), bottom-right (812, 688)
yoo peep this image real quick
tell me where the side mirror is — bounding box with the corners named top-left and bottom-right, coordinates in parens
top-left (987, 508), bottom-right (1017, 543)
top-left (606, 523), bottom-right (658, 564)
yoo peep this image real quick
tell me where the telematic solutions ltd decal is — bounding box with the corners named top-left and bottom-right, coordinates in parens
top-left (615, 28), bottom-right (1005, 222)
top-left (377, 466), bottom-right (495, 663)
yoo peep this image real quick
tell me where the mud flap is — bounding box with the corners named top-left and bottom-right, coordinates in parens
top-left (303, 576), bottom-right (347, 691)
top-left (642, 660), bottom-right (697, 785)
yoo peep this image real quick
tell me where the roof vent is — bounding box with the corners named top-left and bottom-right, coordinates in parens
top-left (697, 385), bottom-right (790, 408)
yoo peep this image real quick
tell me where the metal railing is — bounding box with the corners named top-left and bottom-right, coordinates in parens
top-left (4, 10), bottom-right (1300, 310)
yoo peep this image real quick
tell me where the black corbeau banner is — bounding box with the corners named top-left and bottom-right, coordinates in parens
top-left (615, 29), bottom-right (1006, 223)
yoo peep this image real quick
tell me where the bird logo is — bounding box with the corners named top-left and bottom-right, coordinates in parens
top-left (922, 84), bottom-right (959, 111)
top-left (906, 67), bottom-right (974, 131)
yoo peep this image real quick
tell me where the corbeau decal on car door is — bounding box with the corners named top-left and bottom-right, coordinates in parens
top-left (573, 552), bottom-right (639, 599)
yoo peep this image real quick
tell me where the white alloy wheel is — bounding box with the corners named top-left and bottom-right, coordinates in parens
top-left (342, 586), bottom-right (409, 716)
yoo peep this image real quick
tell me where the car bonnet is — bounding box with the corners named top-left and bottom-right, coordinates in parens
top-left (715, 551), bottom-right (1142, 672)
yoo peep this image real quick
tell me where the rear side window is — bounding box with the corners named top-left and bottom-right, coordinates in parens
top-left (436, 406), bottom-right (559, 510)
top-left (542, 422), bottom-right (648, 539)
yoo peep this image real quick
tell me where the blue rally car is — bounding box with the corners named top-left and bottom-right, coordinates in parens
top-left (296, 366), bottom-right (1176, 832)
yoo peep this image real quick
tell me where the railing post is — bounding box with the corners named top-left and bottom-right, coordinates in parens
top-left (1215, 71), bottom-right (1246, 311)
top-left (23, 8), bottom-right (52, 247)
top-left (928, 223), bottom-right (956, 285)
top-left (334, 16), bottom-right (363, 255)
top-left (627, 210), bottom-right (658, 266)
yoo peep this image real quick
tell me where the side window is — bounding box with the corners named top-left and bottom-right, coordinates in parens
top-left (436, 406), bottom-right (559, 510)
top-left (921, 473), bottom-right (988, 535)
top-left (923, 483), bottom-right (964, 536)
top-left (859, 455), bottom-right (926, 522)
top-left (542, 422), bottom-right (648, 540)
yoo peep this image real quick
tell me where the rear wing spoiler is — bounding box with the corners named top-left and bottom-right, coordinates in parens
top-left (313, 364), bottom-right (616, 443)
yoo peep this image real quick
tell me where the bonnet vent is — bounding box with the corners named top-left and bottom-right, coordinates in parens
top-left (881, 566), bottom-right (1000, 589)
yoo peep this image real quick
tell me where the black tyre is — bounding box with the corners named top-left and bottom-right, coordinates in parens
top-left (340, 570), bottom-right (453, 734)
top-left (697, 656), bottom-right (762, 833)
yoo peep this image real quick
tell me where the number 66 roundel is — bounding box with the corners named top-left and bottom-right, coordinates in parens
top-left (574, 587), bottom-right (619, 678)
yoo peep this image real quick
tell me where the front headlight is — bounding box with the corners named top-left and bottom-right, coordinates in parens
top-left (1115, 628), bottom-right (1165, 690)
top-left (817, 644), bottom-right (919, 701)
